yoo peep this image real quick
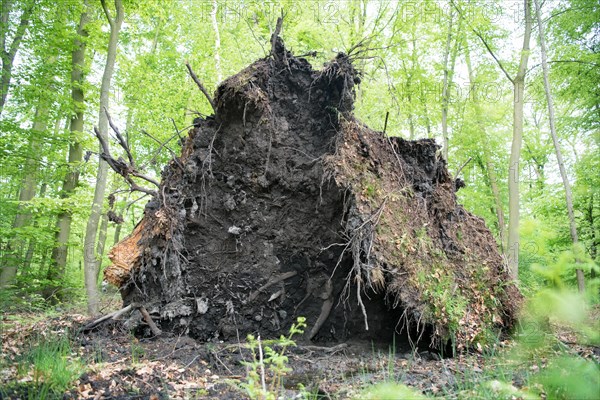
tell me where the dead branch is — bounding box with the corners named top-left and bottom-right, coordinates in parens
top-left (299, 343), bottom-right (348, 354)
top-left (82, 304), bottom-right (133, 332)
top-left (170, 118), bottom-right (186, 142)
top-left (450, 0), bottom-right (514, 84)
top-left (308, 279), bottom-right (333, 340)
top-left (248, 270), bottom-right (297, 303)
top-left (185, 62), bottom-right (216, 113)
top-left (93, 123), bottom-right (159, 196)
top-left (105, 107), bottom-right (134, 166)
top-left (141, 129), bottom-right (184, 171)
top-left (383, 111), bottom-right (389, 134)
top-left (139, 305), bottom-right (162, 336)
top-left (455, 156), bottom-right (472, 179)
top-left (143, 120), bottom-right (187, 170)
top-left (271, 15), bottom-right (283, 57)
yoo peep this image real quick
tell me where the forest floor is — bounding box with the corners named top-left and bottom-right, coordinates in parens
top-left (1, 294), bottom-right (599, 399)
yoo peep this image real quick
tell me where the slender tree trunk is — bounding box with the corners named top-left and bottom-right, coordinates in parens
top-left (446, 16), bottom-right (462, 148)
top-left (524, 144), bottom-right (545, 190)
top-left (0, 0), bottom-right (35, 116)
top-left (0, 107), bottom-right (47, 288)
top-left (211, 0), bottom-right (222, 82)
top-left (588, 192), bottom-right (597, 263)
top-left (486, 158), bottom-right (507, 251)
top-left (407, 88), bottom-right (415, 140)
top-left (441, 10), bottom-right (454, 160)
top-left (23, 183), bottom-right (47, 271)
top-left (421, 88), bottom-right (432, 138)
top-left (586, 193), bottom-right (597, 289)
top-left (113, 221), bottom-right (122, 245)
top-left (533, 0), bottom-right (585, 291)
top-left (465, 37), bottom-right (507, 252)
top-left (84, 0), bottom-right (123, 316)
top-left (96, 212), bottom-right (109, 277)
top-left (462, 0), bottom-right (532, 280)
top-left (150, 17), bottom-right (161, 54)
top-left (506, 0), bottom-right (532, 280)
top-left (405, 36), bottom-right (418, 140)
top-left (49, 1), bottom-right (90, 287)
top-left (348, 0), bottom-right (366, 45)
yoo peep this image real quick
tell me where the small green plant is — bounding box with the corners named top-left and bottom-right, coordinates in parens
top-left (420, 269), bottom-right (467, 339)
top-left (241, 316), bottom-right (307, 399)
top-left (356, 382), bottom-right (430, 399)
top-left (15, 332), bottom-right (83, 396)
top-left (130, 334), bottom-right (145, 364)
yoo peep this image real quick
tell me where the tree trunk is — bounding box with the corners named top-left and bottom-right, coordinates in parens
top-left (96, 212), bottom-right (109, 279)
top-left (506, 0), bottom-right (532, 280)
top-left (23, 183), bottom-right (47, 271)
top-left (84, 0), bottom-right (123, 316)
top-left (586, 192), bottom-right (597, 290)
top-left (464, 37), bottom-right (507, 252)
top-left (441, 10), bottom-right (454, 160)
top-left (49, 1), bottom-right (90, 286)
top-left (113, 221), bottom-right (122, 245)
top-left (533, 0), bottom-right (585, 292)
top-left (420, 86), bottom-right (432, 138)
top-left (211, 0), bottom-right (222, 82)
top-left (0, 107), bottom-right (47, 288)
top-left (464, 0), bottom-right (532, 280)
top-left (0, 0), bottom-right (35, 116)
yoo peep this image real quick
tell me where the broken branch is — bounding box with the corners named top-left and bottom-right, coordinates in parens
top-left (138, 305), bottom-right (162, 336)
top-left (105, 107), bottom-right (134, 166)
top-left (271, 15), bottom-right (283, 57)
top-left (82, 304), bottom-right (133, 332)
top-left (247, 270), bottom-right (297, 303)
top-left (93, 124), bottom-right (159, 196)
top-left (185, 62), bottom-right (216, 113)
top-left (308, 279), bottom-right (333, 340)
top-left (455, 156), bottom-right (472, 179)
top-left (141, 129), bottom-right (184, 171)
top-left (383, 111), bottom-right (389, 134)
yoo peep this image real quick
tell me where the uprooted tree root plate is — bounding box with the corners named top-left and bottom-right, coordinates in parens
top-left (105, 35), bottom-right (520, 352)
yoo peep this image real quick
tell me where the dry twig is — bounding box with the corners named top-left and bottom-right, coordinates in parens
top-left (185, 62), bottom-right (216, 113)
top-left (93, 123), bottom-right (158, 196)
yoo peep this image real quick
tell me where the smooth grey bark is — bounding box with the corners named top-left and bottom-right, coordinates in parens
top-left (441, 10), bottom-right (454, 160)
top-left (506, 0), bottom-right (532, 280)
top-left (0, 0), bottom-right (36, 116)
top-left (533, 0), bottom-right (585, 292)
top-left (49, 1), bottom-right (90, 286)
top-left (84, 0), bottom-right (123, 316)
top-left (95, 212), bottom-right (109, 278)
top-left (462, 0), bottom-right (532, 279)
top-left (211, 0), bottom-right (222, 82)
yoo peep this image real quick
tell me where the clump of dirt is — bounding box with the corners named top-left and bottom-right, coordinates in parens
top-left (107, 35), bottom-right (520, 351)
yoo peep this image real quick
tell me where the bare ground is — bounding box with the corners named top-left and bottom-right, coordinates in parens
top-left (2, 298), bottom-right (598, 399)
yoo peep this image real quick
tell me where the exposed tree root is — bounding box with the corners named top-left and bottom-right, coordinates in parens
top-left (308, 279), bottom-right (333, 340)
top-left (247, 271), bottom-right (298, 303)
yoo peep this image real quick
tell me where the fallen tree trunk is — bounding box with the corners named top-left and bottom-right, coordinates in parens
top-left (105, 36), bottom-right (521, 351)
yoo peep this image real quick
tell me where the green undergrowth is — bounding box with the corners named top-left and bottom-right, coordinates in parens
top-left (448, 252), bottom-right (599, 399)
top-left (354, 250), bottom-right (600, 400)
top-left (241, 316), bottom-right (309, 399)
top-left (1, 332), bottom-right (84, 399)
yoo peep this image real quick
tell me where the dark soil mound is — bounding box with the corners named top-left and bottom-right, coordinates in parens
top-left (106, 36), bottom-right (520, 351)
